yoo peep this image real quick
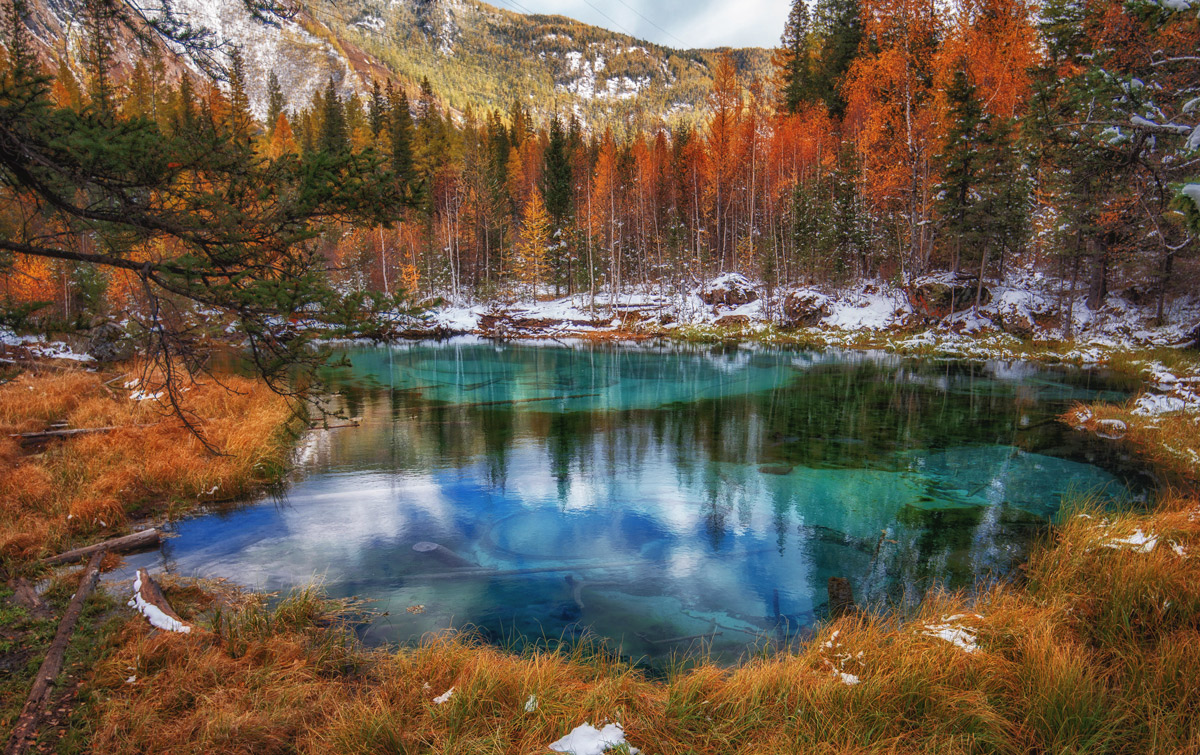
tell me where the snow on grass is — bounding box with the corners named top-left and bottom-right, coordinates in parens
top-left (920, 614), bottom-right (981, 653)
top-left (548, 722), bottom-right (638, 755)
top-left (1133, 394), bottom-right (1189, 416)
top-left (819, 629), bottom-right (864, 686)
top-left (1103, 528), bottom-right (1159, 554)
top-left (1, 327), bottom-right (94, 362)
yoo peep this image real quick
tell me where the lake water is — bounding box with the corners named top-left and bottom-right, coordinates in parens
top-left (133, 339), bottom-right (1148, 666)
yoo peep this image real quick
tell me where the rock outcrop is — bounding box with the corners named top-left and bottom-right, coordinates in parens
top-left (698, 273), bottom-right (758, 308)
top-left (907, 274), bottom-right (990, 319)
top-left (780, 289), bottom-right (831, 328)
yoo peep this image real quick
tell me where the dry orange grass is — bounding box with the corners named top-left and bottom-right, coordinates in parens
top-left (0, 366), bottom-right (296, 565)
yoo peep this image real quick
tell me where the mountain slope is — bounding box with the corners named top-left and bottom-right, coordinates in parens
top-left (309, 0), bottom-right (772, 128)
top-left (15, 0), bottom-right (772, 129)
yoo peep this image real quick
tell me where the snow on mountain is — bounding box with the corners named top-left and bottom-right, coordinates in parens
top-left (170, 0), bottom-right (366, 119)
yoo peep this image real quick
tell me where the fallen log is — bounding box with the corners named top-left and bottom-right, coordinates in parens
top-left (128, 569), bottom-right (191, 633)
top-left (643, 630), bottom-right (724, 646)
top-left (4, 551), bottom-right (104, 755)
top-left (412, 541), bottom-right (478, 568)
top-left (456, 392), bottom-right (601, 409)
top-left (398, 559), bottom-right (648, 583)
top-left (312, 421), bottom-right (361, 430)
top-left (10, 423), bottom-right (157, 442)
top-left (43, 529), bottom-right (160, 566)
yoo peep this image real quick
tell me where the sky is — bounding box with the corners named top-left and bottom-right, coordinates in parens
top-left (485, 0), bottom-right (791, 49)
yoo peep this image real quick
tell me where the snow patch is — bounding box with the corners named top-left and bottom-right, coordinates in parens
top-left (548, 723), bottom-right (638, 755)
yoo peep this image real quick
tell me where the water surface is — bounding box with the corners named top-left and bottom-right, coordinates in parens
top-left (138, 339), bottom-right (1146, 665)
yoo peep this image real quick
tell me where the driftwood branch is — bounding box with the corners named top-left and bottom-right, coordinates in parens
top-left (43, 529), bottom-right (161, 566)
top-left (4, 552), bottom-right (104, 755)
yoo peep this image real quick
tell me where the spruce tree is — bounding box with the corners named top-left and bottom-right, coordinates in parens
top-left (811, 0), bottom-right (862, 118)
top-left (3, 0), bottom-right (35, 82)
top-left (266, 70), bottom-right (286, 129)
top-left (318, 77), bottom-right (349, 155)
top-left (777, 0), bottom-right (813, 115)
top-left (937, 68), bottom-right (986, 271)
top-left (83, 0), bottom-right (118, 118)
top-left (389, 86), bottom-right (417, 201)
top-left (369, 79), bottom-right (387, 138)
top-left (542, 115), bottom-right (572, 225)
top-left (226, 47), bottom-right (254, 142)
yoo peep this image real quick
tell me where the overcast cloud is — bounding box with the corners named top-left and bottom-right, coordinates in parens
top-left (488, 0), bottom-right (790, 49)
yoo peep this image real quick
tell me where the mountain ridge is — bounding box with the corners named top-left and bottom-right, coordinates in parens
top-left (12, 0), bottom-right (774, 129)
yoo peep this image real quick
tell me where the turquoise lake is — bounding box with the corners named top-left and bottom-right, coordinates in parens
top-left (132, 339), bottom-right (1149, 666)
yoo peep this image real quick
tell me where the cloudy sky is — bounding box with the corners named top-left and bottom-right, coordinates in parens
top-left (487, 0), bottom-right (791, 49)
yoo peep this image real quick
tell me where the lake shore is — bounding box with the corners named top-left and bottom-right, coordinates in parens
top-left (3, 328), bottom-right (1199, 753)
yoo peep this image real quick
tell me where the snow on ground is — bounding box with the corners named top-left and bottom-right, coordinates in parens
top-left (548, 723), bottom-right (638, 755)
top-left (0, 328), bottom-right (94, 362)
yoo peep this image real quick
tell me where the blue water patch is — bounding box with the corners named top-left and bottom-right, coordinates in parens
top-left (146, 339), bottom-right (1146, 665)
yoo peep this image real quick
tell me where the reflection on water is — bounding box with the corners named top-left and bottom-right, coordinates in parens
top-left (147, 338), bottom-right (1147, 666)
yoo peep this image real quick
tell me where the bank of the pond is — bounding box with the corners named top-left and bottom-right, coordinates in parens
top-left (0, 364), bottom-right (299, 751)
top-left (4, 330), bottom-right (1200, 753)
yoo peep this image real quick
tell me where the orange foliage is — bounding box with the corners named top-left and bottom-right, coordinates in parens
top-left (942, 0), bottom-right (1041, 120)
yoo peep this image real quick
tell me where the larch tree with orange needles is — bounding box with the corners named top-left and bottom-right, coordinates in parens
top-left (844, 0), bottom-right (943, 279)
top-left (513, 189), bottom-right (551, 300)
top-left (705, 52), bottom-right (745, 272)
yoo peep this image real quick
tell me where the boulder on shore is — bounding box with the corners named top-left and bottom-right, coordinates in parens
top-left (698, 273), bottom-right (758, 308)
top-left (780, 289), bottom-right (831, 328)
top-left (86, 322), bottom-right (136, 363)
top-left (907, 273), bottom-right (990, 319)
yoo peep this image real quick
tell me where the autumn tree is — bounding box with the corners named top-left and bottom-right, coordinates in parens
top-left (514, 189), bottom-right (551, 298)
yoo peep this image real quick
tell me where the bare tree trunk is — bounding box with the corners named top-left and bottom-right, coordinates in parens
top-left (1086, 242), bottom-right (1107, 311)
